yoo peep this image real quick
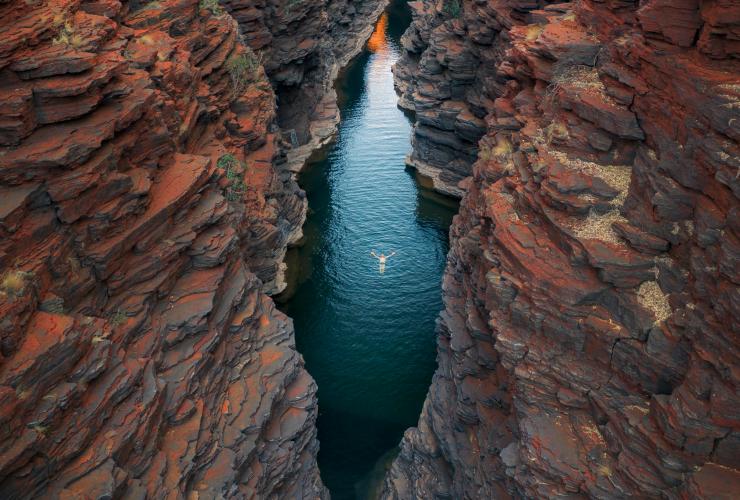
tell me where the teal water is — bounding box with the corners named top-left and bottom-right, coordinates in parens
top-left (279, 2), bottom-right (457, 498)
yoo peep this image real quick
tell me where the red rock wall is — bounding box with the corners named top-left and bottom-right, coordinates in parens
top-left (391, 0), bottom-right (494, 197)
top-left (0, 0), bottom-right (327, 497)
top-left (384, 0), bottom-right (739, 498)
top-left (222, 0), bottom-right (389, 172)
top-left (217, 0), bottom-right (388, 295)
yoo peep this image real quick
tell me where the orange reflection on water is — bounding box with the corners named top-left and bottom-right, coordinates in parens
top-left (367, 12), bottom-right (388, 53)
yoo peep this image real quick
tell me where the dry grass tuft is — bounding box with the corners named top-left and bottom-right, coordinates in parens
top-left (545, 65), bottom-right (616, 108)
top-left (550, 150), bottom-right (632, 206)
top-left (545, 121), bottom-right (569, 144)
top-left (525, 24), bottom-right (545, 42)
top-left (52, 21), bottom-right (84, 48)
top-left (492, 137), bottom-right (513, 157)
top-left (596, 164), bottom-right (632, 198)
top-left (562, 12), bottom-right (577, 22)
top-left (571, 209), bottom-right (627, 244)
top-left (552, 65), bottom-right (602, 90)
top-left (139, 34), bottom-right (155, 45)
top-left (1, 270), bottom-right (33, 298)
top-left (637, 281), bottom-right (671, 324)
top-left (2, 272), bottom-right (26, 293)
top-left (52, 11), bottom-right (66, 28)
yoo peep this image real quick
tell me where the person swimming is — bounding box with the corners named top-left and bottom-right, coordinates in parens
top-left (370, 250), bottom-right (396, 273)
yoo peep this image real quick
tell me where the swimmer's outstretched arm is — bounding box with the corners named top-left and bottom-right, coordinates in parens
top-left (370, 251), bottom-right (379, 259)
top-left (388, 251), bottom-right (396, 258)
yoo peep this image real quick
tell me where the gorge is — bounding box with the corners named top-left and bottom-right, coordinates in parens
top-left (279, 4), bottom-right (456, 497)
top-left (0, 0), bottom-right (738, 499)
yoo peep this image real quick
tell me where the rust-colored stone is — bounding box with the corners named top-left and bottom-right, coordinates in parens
top-left (0, 0), bottom-right (344, 497)
top-left (384, 1), bottom-right (739, 498)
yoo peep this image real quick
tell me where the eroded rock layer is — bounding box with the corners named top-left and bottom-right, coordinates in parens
top-left (384, 0), bottom-right (739, 498)
top-left (223, 0), bottom-right (389, 171)
top-left (0, 0), bottom-right (327, 497)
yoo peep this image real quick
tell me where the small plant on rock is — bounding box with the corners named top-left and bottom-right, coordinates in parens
top-left (29, 423), bottom-right (49, 436)
top-left (444, 0), bottom-right (462, 19)
top-left (110, 309), bottom-right (128, 327)
top-left (15, 386), bottom-right (30, 400)
top-left (217, 154), bottom-right (248, 201)
top-left (0, 270), bottom-right (34, 299)
top-left (52, 20), bottom-right (84, 48)
top-left (200, 0), bottom-right (224, 16)
top-left (225, 51), bottom-right (261, 97)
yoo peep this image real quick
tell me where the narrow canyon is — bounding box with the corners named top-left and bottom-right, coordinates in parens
top-left (0, 1), bottom-right (738, 500)
top-left (278, 4), bottom-right (456, 497)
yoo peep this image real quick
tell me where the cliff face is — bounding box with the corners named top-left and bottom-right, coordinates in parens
top-left (0, 0), bottom-right (328, 497)
top-left (220, 0), bottom-right (388, 294)
top-left (223, 0), bottom-right (389, 172)
top-left (391, 0), bottom-right (494, 197)
top-left (385, 0), bottom-right (739, 498)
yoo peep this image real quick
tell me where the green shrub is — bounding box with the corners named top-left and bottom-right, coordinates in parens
top-left (217, 154), bottom-right (248, 201)
top-left (199, 0), bottom-right (224, 16)
top-left (225, 51), bottom-right (261, 97)
top-left (217, 153), bottom-right (238, 170)
top-left (110, 309), bottom-right (128, 327)
top-left (444, 0), bottom-right (462, 19)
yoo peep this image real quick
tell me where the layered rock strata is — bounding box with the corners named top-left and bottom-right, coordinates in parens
top-left (385, 0), bottom-right (739, 498)
top-left (223, 0), bottom-right (389, 172)
top-left (392, 0), bottom-right (493, 197)
top-left (221, 0), bottom-right (388, 293)
top-left (0, 0), bottom-right (327, 497)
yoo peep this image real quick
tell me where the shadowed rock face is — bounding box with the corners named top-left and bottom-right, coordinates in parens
top-left (220, 0), bottom-right (389, 294)
top-left (384, 0), bottom-right (739, 498)
top-left (0, 0), bottom-right (381, 496)
top-left (222, 0), bottom-right (389, 172)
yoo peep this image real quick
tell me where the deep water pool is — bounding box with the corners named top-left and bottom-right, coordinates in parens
top-left (278, 2), bottom-right (458, 497)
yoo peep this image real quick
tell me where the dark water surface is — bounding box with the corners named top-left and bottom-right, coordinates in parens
top-left (278, 2), bottom-right (457, 497)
